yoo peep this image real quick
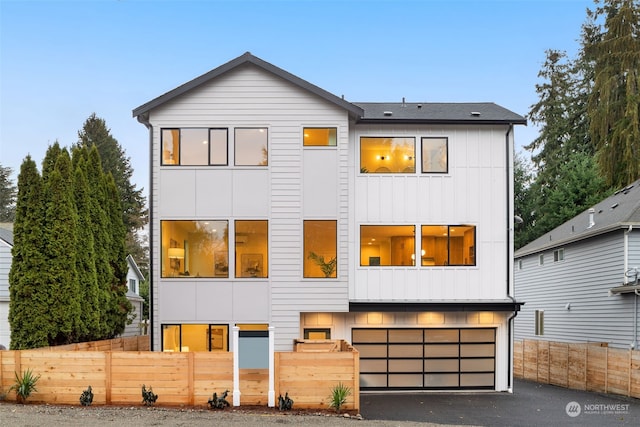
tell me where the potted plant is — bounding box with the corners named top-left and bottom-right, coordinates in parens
top-left (308, 252), bottom-right (337, 278)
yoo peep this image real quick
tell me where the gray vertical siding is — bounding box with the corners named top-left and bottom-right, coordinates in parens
top-left (514, 231), bottom-right (640, 349)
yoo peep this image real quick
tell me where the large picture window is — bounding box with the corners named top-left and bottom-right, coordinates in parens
top-left (304, 220), bottom-right (337, 278)
top-left (161, 220), bottom-right (229, 278)
top-left (360, 225), bottom-right (415, 266)
top-left (162, 324), bottom-right (229, 352)
top-left (360, 137), bottom-right (415, 174)
top-left (235, 220), bottom-right (269, 277)
top-left (421, 137), bottom-right (448, 173)
top-left (161, 128), bottom-right (228, 166)
top-left (421, 225), bottom-right (475, 266)
top-left (235, 128), bottom-right (268, 166)
top-left (304, 127), bottom-right (337, 146)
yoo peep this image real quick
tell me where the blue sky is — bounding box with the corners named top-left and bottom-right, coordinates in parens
top-left (1, 0), bottom-right (596, 192)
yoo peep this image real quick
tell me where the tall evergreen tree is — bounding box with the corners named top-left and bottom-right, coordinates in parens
top-left (513, 152), bottom-right (537, 249)
top-left (72, 150), bottom-right (101, 341)
top-left (76, 114), bottom-right (148, 264)
top-left (41, 149), bottom-right (82, 345)
top-left (587, 0), bottom-right (640, 187)
top-left (8, 157), bottom-right (48, 349)
top-left (0, 164), bottom-right (16, 222)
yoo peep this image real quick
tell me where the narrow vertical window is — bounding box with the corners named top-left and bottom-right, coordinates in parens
top-left (162, 129), bottom-right (180, 165)
top-left (553, 249), bottom-right (564, 262)
top-left (303, 127), bottom-right (337, 146)
top-left (235, 220), bottom-right (268, 277)
top-left (235, 128), bottom-right (268, 166)
top-left (534, 310), bottom-right (544, 336)
top-left (304, 220), bottom-right (337, 278)
top-left (209, 128), bottom-right (228, 165)
top-left (539, 254), bottom-right (544, 265)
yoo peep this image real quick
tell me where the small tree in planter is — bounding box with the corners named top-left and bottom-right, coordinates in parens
top-left (9, 369), bottom-right (40, 404)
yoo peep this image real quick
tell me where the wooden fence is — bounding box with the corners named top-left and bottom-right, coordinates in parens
top-left (40, 335), bottom-right (150, 352)
top-left (514, 339), bottom-right (640, 399)
top-left (0, 340), bottom-right (359, 411)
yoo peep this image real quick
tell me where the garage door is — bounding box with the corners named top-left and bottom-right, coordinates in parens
top-left (353, 328), bottom-right (495, 390)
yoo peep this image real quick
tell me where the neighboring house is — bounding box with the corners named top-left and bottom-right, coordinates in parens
top-left (514, 179), bottom-right (640, 349)
top-left (0, 223), bottom-right (12, 349)
top-left (133, 52), bottom-right (526, 391)
top-left (122, 254), bottom-right (146, 337)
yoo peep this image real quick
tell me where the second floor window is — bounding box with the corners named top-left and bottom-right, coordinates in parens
top-left (303, 127), bottom-right (337, 146)
top-left (360, 137), bottom-right (415, 174)
top-left (161, 128), bottom-right (229, 166)
top-left (304, 220), bottom-right (337, 278)
top-left (235, 220), bottom-right (269, 277)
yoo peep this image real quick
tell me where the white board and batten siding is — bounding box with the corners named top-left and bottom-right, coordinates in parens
top-left (349, 124), bottom-right (512, 302)
top-left (514, 231), bottom-right (640, 349)
top-left (148, 65), bottom-right (350, 350)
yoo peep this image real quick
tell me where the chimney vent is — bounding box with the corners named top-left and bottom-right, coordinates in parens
top-left (588, 208), bottom-right (595, 228)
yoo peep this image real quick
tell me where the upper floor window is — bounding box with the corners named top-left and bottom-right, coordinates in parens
top-left (360, 225), bottom-right (415, 266)
top-left (161, 128), bottom-right (228, 166)
top-left (235, 220), bottom-right (269, 277)
top-left (539, 254), bottom-right (544, 265)
top-left (421, 225), bottom-right (475, 266)
top-left (161, 220), bottom-right (229, 278)
top-left (553, 248), bottom-right (564, 262)
top-left (304, 220), bottom-right (337, 278)
top-left (360, 137), bottom-right (415, 174)
top-left (421, 137), bottom-right (448, 173)
top-left (129, 278), bottom-right (137, 294)
top-left (235, 128), bottom-right (268, 166)
top-left (304, 128), bottom-right (337, 146)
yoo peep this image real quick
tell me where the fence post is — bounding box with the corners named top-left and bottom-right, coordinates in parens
top-left (268, 326), bottom-right (275, 407)
top-left (232, 326), bottom-right (240, 406)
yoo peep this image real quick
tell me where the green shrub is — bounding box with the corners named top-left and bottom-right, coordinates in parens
top-left (9, 369), bottom-right (40, 403)
top-left (328, 382), bottom-right (351, 413)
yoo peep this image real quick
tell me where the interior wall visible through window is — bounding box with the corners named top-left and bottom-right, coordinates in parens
top-left (304, 220), bottom-right (337, 278)
top-left (360, 137), bottom-right (415, 174)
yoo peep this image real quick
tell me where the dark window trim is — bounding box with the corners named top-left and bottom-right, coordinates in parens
top-left (161, 323), bottom-right (230, 352)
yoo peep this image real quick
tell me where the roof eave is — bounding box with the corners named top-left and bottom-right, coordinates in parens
top-left (357, 118), bottom-right (527, 125)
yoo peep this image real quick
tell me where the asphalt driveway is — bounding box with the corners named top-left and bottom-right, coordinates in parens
top-left (360, 379), bottom-right (640, 426)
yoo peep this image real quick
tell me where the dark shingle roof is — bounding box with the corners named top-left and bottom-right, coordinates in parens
top-left (133, 53), bottom-right (526, 126)
top-left (515, 179), bottom-right (640, 257)
top-left (0, 226), bottom-right (12, 246)
top-left (354, 102), bottom-right (526, 125)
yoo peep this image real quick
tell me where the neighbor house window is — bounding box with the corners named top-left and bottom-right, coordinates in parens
top-left (421, 137), bottom-right (448, 173)
top-left (553, 249), bottom-right (564, 262)
top-left (235, 128), bottom-right (268, 166)
top-left (539, 254), bottom-right (544, 265)
top-left (517, 259), bottom-right (523, 270)
top-left (534, 310), bottom-right (544, 336)
top-left (161, 220), bottom-right (229, 278)
top-left (161, 128), bottom-right (228, 166)
top-left (421, 225), bottom-right (476, 266)
top-left (235, 220), bottom-right (268, 277)
top-left (304, 127), bottom-right (337, 146)
top-left (304, 220), bottom-right (337, 278)
top-left (162, 324), bottom-right (229, 352)
top-left (360, 225), bottom-right (415, 266)
top-left (129, 278), bottom-right (137, 294)
top-left (360, 137), bottom-right (415, 173)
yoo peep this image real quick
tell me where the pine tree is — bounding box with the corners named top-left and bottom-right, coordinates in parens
top-left (8, 157), bottom-right (49, 349)
top-left (587, 0), bottom-right (640, 187)
top-left (0, 164), bottom-right (16, 222)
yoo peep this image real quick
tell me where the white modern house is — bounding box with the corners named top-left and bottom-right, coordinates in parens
top-left (514, 179), bottom-right (640, 349)
top-left (133, 52), bottom-right (525, 391)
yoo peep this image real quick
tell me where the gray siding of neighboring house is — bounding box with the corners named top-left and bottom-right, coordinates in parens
top-left (0, 238), bottom-right (11, 348)
top-left (514, 231), bottom-right (640, 349)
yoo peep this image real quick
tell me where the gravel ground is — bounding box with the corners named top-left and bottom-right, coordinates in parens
top-left (0, 402), bottom-right (448, 426)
